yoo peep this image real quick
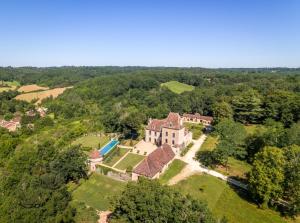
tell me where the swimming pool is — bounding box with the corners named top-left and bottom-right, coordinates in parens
top-left (99, 139), bottom-right (119, 156)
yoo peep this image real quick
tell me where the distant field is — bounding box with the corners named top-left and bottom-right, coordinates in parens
top-left (72, 173), bottom-right (125, 211)
top-left (18, 84), bottom-right (49, 93)
top-left (72, 135), bottom-right (110, 149)
top-left (174, 174), bottom-right (288, 223)
top-left (0, 81), bottom-right (20, 92)
top-left (15, 87), bottom-right (72, 104)
top-left (161, 81), bottom-right (195, 94)
top-left (159, 159), bottom-right (187, 184)
top-left (114, 153), bottom-right (145, 170)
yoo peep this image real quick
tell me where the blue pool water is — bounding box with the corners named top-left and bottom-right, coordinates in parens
top-left (99, 139), bottom-right (119, 156)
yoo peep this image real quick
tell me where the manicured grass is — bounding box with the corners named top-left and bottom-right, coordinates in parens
top-left (174, 174), bottom-right (287, 223)
top-left (103, 147), bottom-right (128, 167)
top-left (114, 153), bottom-right (145, 170)
top-left (72, 173), bottom-right (126, 211)
top-left (159, 159), bottom-right (187, 184)
top-left (161, 81), bottom-right (195, 94)
top-left (72, 135), bottom-right (110, 149)
top-left (184, 122), bottom-right (203, 139)
top-left (201, 136), bottom-right (218, 151)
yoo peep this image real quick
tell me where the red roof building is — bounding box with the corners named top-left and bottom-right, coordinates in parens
top-left (182, 113), bottom-right (213, 125)
top-left (132, 144), bottom-right (175, 179)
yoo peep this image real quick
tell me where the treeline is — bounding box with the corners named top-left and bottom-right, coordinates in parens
top-left (42, 69), bottom-right (300, 137)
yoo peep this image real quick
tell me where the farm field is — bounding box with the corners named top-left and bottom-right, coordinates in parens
top-left (114, 153), bottom-right (145, 170)
top-left (0, 80), bottom-right (20, 92)
top-left (161, 81), bottom-right (195, 94)
top-left (159, 159), bottom-right (187, 184)
top-left (72, 173), bottom-right (126, 211)
top-left (15, 87), bottom-right (72, 104)
top-left (17, 84), bottom-right (49, 93)
top-left (103, 147), bottom-right (128, 166)
top-left (174, 174), bottom-right (288, 223)
top-left (72, 134), bottom-right (110, 149)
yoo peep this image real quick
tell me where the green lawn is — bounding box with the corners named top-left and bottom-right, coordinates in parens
top-left (103, 147), bottom-right (128, 166)
top-left (114, 153), bottom-right (145, 170)
top-left (159, 159), bottom-right (187, 184)
top-left (201, 136), bottom-right (218, 151)
top-left (161, 81), bottom-right (195, 94)
top-left (216, 157), bottom-right (252, 179)
top-left (174, 174), bottom-right (288, 223)
top-left (184, 122), bottom-right (203, 139)
top-left (72, 173), bottom-right (126, 211)
top-left (72, 135), bottom-right (110, 149)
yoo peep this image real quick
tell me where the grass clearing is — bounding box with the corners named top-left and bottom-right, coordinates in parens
top-left (216, 157), bottom-right (252, 179)
top-left (0, 80), bottom-right (20, 92)
top-left (72, 173), bottom-right (126, 211)
top-left (114, 153), bottom-right (145, 170)
top-left (72, 135), bottom-right (110, 149)
top-left (184, 122), bottom-right (203, 139)
top-left (161, 81), bottom-right (195, 94)
top-left (174, 174), bottom-right (288, 223)
top-left (200, 135), bottom-right (251, 179)
top-left (201, 136), bottom-right (218, 151)
top-left (17, 84), bottom-right (49, 93)
top-left (15, 87), bottom-right (72, 104)
top-left (159, 159), bottom-right (187, 184)
top-left (103, 147), bottom-right (128, 166)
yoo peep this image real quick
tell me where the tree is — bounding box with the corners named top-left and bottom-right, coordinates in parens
top-left (111, 178), bottom-right (216, 223)
top-left (50, 145), bottom-right (88, 183)
top-left (283, 145), bottom-right (300, 217)
top-left (214, 119), bottom-right (247, 164)
top-left (231, 89), bottom-right (263, 124)
top-left (248, 146), bottom-right (286, 208)
top-left (212, 101), bottom-right (233, 124)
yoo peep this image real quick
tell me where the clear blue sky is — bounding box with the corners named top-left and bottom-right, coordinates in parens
top-left (0, 0), bottom-right (299, 67)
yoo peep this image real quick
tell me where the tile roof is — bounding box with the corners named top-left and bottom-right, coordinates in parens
top-left (146, 112), bottom-right (182, 131)
top-left (89, 150), bottom-right (101, 159)
top-left (183, 113), bottom-right (213, 121)
top-left (133, 144), bottom-right (175, 178)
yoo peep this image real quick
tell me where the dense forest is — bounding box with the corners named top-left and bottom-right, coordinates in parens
top-left (0, 67), bottom-right (299, 222)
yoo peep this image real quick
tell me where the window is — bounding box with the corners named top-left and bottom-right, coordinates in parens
top-left (165, 139), bottom-right (168, 143)
top-left (172, 140), bottom-right (175, 145)
top-left (149, 137), bottom-right (151, 142)
top-left (165, 131), bottom-right (168, 136)
top-left (172, 133), bottom-right (175, 138)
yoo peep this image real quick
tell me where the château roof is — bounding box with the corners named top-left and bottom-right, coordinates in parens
top-left (133, 144), bottom-right (175, 178)
top-left (146, 112), bottom-right (182, 131)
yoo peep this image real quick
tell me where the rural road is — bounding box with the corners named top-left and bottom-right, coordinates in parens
top-left (169, 134), bottom-right (248, 190)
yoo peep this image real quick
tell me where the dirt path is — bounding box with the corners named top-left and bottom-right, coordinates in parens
top-left (170, 134), bottom-right (248, 190)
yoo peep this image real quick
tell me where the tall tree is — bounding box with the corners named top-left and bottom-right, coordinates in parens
top-left (248, 146), bottom-right (286, 208)
top-left (111, 178), bottom-right (216, 223)
top-left (231, 89), bottom-right (263, 124)
top-left (212, 101), bottom-right (233, 124)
